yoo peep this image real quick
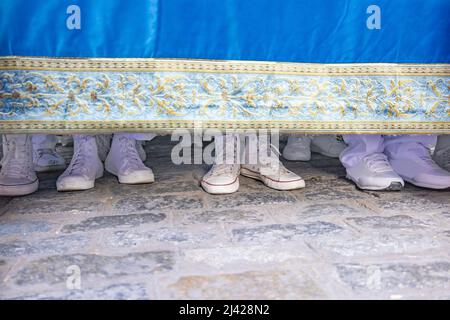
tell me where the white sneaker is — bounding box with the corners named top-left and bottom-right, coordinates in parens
top-left (433, 146), bottom-right (450, 172)
top-left (311, 135), bottom-right (347, 158)
top-left (389, 145), bottom-right (450, 189)
top-left (282, 136), bottom-right (312, 161)
top-left (34, 148), bottom-right (66, 172)
top-left (242, 143), bottom-right (305, 190)
top-left (346, 153), bottom-right (404, 191)
top-left (96, 135), bottom-right (146, 162)
top-left (0, 134), bottom-right (39, 196)
top-left (201, 164), bottom-right (240, 194)
top-left (57, 135), bottom-right (104, 191)
top-left (105, 135), bottom-right (154, 184)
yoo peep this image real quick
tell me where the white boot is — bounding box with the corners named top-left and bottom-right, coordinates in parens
top-left (282, 135), bottom-right (312, 161)
top-left (201, 134), bottom-right (240, 194)
top-left (388, 143), bottom-right (450, 189)
top-left (57, 135), bottom-right (104, 191)
top-left (105, 134), bottom-right (154, 184)
top-left (345, 153), bottom-right (404, 191)
top-left (242, 137), bottom-right (305, 190)
top-left (311, 135), bottom-right (346, 158)
top-left (0, 134), bottom-right (39, 196)
top-left (34, 148), bottom-right (66, 172)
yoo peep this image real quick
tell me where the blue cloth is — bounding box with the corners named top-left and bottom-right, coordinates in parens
top-left (1, 0), bottom-right (449, 63)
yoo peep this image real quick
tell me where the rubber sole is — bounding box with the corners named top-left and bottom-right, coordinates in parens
top-left (346, 175), bottom-right (404, 191)
top-left (240, 167), bottom-right (305, 190)
top-left (201, 178), bottom-right (239, 194)
top-left (57, 180), bottom-right (95, 192)
top-left (118, 173), bottom-right (155, 185)
top-left (0, 179), bottom-right (39, 196)
top-left (402, 177), bottom-right (450, 190)
top-left (57, 169), bottom-right (104, 192)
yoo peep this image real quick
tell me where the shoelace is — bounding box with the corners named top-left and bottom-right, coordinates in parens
top-left (118, 137), bottom-right (142, 170)
top-left (259, 143), bottom-right (291, 175)
top-left (364, 153), bottom-right (393, 173)
top-left (2, 140), bottom-right (32, 178)
top-left (210, 164), bottom-right (240, 176)
top-left (69, 138), bottom-right (93, 175)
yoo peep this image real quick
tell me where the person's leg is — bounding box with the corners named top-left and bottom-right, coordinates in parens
top-left (385, 135), bottom-right (450, 189)
top-left (201, 133), bottom-right (240, 194)
top-left (340, 135), bottom-right (403, 190)
top-left (433, 135), bottom-right (450, 171)
top-left (0, 134), bottom-right (39, 196)
top-left (241, 133), bottom-right (305, 190)
top-left (56, 135), bottom-right (104, 191)
top-left (104, 133), bottom-right (155, 184)
top-left (32, 134), bottom-right (66, 172)
top-left (96, 134), bottom-right (112, 162)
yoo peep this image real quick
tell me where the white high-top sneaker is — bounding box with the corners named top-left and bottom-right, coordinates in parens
top-left (201, 134), bottom-right (240, 194)
top-left (282, 135), bottom-right (312, 161)
top-left (105, 134), bottom-right (154, 184)
top-left (96, 135), bottom-right (146, 162)
top-left (311, 135), bottom-right (347, 158)
top-left (0, 134), bottom-right (39, 196)
top-left (389, 144), bottom-right (450, 189)
top-left (242, 141), bottom-right (305, 190)
top-left (57, 135), bottom-right (104, 191)
top-left (346, 153), bottom-right (404, 191)
top-left (34, 148), bottom-right (66, 172)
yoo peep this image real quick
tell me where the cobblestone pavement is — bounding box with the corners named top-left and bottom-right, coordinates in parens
top-left (0, 136), bottom-right (449, 300)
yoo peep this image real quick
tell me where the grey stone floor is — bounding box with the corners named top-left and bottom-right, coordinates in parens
top-left (0, 136), bottom-right (449, 300)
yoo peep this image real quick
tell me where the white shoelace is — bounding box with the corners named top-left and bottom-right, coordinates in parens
top-left (70, 138), bottom-right (93, 175)
top-left (2, 140), bottom-right (32, 178)
top-left (118, 137), bottom-right (142, 170)
top-left (210, 164), bottom-right (240, 176)
top-left (363, 153), bottom-right (393, 173)
top-left (259, 143), bottom-right (291, 175)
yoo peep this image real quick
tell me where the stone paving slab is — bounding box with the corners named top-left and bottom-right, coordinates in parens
top-left (0, 136), bottom-right (449, 299)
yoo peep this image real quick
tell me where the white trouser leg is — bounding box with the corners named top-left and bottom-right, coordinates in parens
top-left (383, 135), bottom-right (437, 158)
top-left (340, 135), bottom-right (384, 168)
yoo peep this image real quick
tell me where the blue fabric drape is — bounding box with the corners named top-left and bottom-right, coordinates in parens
top-left (1, 0), bottom-right (449, 63)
